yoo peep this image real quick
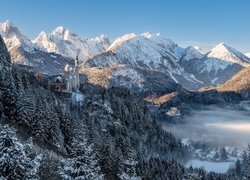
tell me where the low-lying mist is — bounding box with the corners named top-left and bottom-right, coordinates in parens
top-left (163, 103), bottom-right (250, 148)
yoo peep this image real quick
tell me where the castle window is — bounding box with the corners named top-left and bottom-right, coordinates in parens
top-left (56, 86), bottom-right (60, 91)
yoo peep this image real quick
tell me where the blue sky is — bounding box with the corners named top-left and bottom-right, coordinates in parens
top-left (0, 0), bottom-right (250, 52)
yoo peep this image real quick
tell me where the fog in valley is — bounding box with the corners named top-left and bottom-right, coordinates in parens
top-left (163, 102), bottom-right (250, 148)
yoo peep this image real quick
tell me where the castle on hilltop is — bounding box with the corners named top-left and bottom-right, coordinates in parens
top-left (48, 55), bottom-right (80, 92)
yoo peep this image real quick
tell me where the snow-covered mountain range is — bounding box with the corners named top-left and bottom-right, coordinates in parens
top-left (207, 43), bottom-right (250, 66)
top-left (1, 20), bottom-right (249, 92)
top-left (84, 32), bottom-right (250, 89)
top-left (180, 43), bottom-right (250, 85)
top-left (84, 32), bottom-right (204, 90)
top-left (0, 20), bottom-right (74, 74)
top-left (0, 20), bottom-right (110, 74)
top-left (0, 20), bottom-right (35, 53)
top-left (33, 26), bottom-right (110, 61)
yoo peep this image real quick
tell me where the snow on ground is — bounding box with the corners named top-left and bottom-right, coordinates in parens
top-left (33, 26), bottom-right (110, 61)
top-left (50, 54), bottom-right (57, 59)
top-left (112, 67), bottom-right (144, 89)
top-left (71, 92), bottom-right (85, 106)
top-left (211, 77), bottom-right (218, 84)
top-left (182, 46), bottom-right (204, 61)
top-left (200, 58), bottom-right (233, 73)
top-left (185, 159), bottom-right (234, 173)
top-left (181, 138), bottom-right (190, 146)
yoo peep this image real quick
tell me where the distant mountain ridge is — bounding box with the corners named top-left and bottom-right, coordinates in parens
top-left (84, 32), bottom-right (204, 90)
top-left (0, 20), bottom-right (35, 53)
top-left (207, 43), bottom-right (250, 66)
top-left (0, 20), bottom-right (110, 74)
top-left (180, 43), bottom-right (250, 85)
top-left (33, 26), bottom-right (110, 61)
top-left (1, 20), bottom-right (250, 92)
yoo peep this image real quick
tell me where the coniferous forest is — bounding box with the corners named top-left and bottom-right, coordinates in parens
top-left (4, 0), bottom-right (250, 174)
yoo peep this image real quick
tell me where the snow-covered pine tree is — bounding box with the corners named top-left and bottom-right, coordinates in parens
top-left (220, 147), bottom-right (228, 161)
top-left (38, 153), bottom-right (62, 180)
top-left (119, 149), bottom-right (141, 180)
top-left (243, 145), bottom-right (250, 180)
top-left (61, 135), bottom-right (103, 179)
top-left (55, 102), bottom-right (73, 151)
top-left (1, 77), bottom-right (20, 123)
top-left (98, 142), bottom-right (121, 179)
top-left (0, 125), bottom-right (38, 179)
top-left (235, 159), bottom-right (242, 178)
top-left (16, 89), bottom-right (36, 130)
top-left (242, 151), bottom-right (248, 169)
top-left (30, 92), bottom-right (48, 141)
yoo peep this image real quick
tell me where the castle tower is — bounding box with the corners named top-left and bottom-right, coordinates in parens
top-left (74, 54), bottom-right (80, 90)
top-left (75, 54), bottom-right (79, 70)
top-left (63, 54), bottom-right (80, 92)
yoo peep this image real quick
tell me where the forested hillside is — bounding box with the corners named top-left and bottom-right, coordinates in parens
top-left (1, 34), bottom-right (249, 179)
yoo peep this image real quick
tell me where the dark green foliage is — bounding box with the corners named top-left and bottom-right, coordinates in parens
top-left (243, 146), bottom-right (250, 180)
top-left (0, 125), bottom-right (38, 179)
top-left (60, 135), bottom-right (103, 179)
top-left (235, 159), bottom-right (242, 177)
top-left (38, 154), bottom-right (62, 180)
top-left (220, 147), bottom-right (228, 161)
top-left (0, 33), bottom-right (242, 180)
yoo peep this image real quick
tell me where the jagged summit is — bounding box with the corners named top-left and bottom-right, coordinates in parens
top-left (85, 32), bottom-right (204, 90)
top-left (51, 26), bottom-right (72, 40)
top-left (1, 21), bottom-right (249, 90)
top-left (179, 42), bottom-right (250, 86)
top-left (107, 33), bottom-right (136, 52)
top-left (33, 26), bottom-right (110, 60)
top-left (53, 26), bottom-right (67, 33)
top-left (0, 20), bottom-right (34, 51)
top-left (207, 43), bottom-right (250, 66)
top-left (34, 31), bottom-right (47, 41)
top-left (181, 46), bottom-right (204, 61)
top-left (108, 32), bottom-right (204, 62)
top-left (0, 20), bottom-right (14, 31)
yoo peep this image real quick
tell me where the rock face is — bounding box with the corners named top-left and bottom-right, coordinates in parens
top-left (1, 20), bottom-right (250, 94)
top-left (84, 33), bottom-right (204, 90)
top-left (0, 20), bottom-right (35, 52)
top-left (207, 43), bottom-right (250, 66)
top-left (33, 26), bottom-right (110, 61)
top-left (80, 64), bottom-right (180, 96)
top-left (0, 21), bottom-right (110, 74)
top-left (215, 66), bottom-right (250, 93)
top-left (180, 43), bottom-right (250, 85)
top-left (83, 34), bottom-right (250, 91)
top-left (0, 21), bottom-right (74, 74)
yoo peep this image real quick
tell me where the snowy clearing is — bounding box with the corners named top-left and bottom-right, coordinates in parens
top-left (185, 159), bottom-right (234, 173)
